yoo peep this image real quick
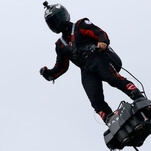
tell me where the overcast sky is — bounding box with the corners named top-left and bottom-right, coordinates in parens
top-left (1, 0), bottom-right (151, 151)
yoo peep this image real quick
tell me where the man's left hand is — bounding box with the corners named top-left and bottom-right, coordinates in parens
top-left (97, 42), bottom-right (107, 51)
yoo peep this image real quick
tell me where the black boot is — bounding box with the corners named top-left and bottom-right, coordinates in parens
top-left (98, 108), bottom-right (113, 123)
top-left (130, 89), bottom-right (144, 100)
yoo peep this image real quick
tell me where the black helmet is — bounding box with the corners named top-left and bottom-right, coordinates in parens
top-left (43, 1), bottom-right (70, 33)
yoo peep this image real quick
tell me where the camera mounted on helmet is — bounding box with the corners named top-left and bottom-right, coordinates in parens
top-left (43, 1), bottom-right (50, 9)
top-left (43, 1), bottom-right (70, 34)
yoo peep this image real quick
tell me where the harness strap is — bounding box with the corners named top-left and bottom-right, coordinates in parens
top-left (60, 37), bottom-right (68, 46)
top-left (60, 23), bottom-right (75, 46)
top-left (71, 23), bottom-right (75, 42)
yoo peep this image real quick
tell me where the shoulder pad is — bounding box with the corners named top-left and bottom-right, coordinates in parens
top-left (76, 18), bottom-right (93, 27)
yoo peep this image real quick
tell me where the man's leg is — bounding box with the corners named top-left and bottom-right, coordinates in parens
top-left (81, 69), bottom-right (112, 122)
top-left (97, 61), bottom-right (144, 100)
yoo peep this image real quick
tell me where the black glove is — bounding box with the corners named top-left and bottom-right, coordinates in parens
top-left (40, 66), bottom-right (48, 75)
top-left (40, 66), bottom-right (53, 81)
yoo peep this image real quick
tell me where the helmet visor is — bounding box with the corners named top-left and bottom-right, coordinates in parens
top-left (46, 12), bottom-right (66, 33)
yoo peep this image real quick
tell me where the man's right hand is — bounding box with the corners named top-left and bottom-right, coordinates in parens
top-left (40, 66), bottom-right (54, 81)
top-left (40, 66), bottom-right (48, 75)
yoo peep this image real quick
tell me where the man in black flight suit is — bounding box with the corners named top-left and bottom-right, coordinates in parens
top-left (40, 1), bottom-right (144, 123)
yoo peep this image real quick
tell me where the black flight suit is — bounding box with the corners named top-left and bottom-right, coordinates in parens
top-left (42, 18), bottom-right (141, 118)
